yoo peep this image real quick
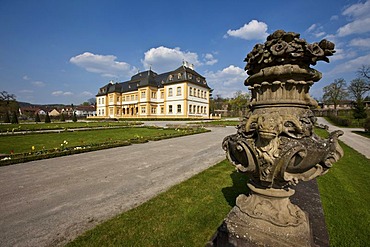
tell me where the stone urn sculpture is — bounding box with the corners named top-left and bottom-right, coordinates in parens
top-left (215, 30), bottom-right (344, 246)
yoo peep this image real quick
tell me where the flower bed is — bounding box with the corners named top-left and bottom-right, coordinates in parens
top-left (0, 127), bottom-right (210, 166)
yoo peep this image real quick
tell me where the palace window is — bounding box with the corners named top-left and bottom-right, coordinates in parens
top-left (109, 108), bottom-right (113, 115)
top-left (160, 91), bottom-right (164, 99)
top-left (151, 107), bottom-right (156, 114)
top-left (189, 87), bottom-right (193, 96)
top-left (152, 92), bottom-right (156, 98)
top-left (169, 75), bottom-right (173, 81)
top-left (177, 87), bottom-right (181, 96)
top-left (141, 91), bottom-right (146, 99)
top-left (177, 73), bottom-right (182, 79)
top-left (169, 105), bottom-right (173, 113)
top-left (131, 95), bottom-right (134, 101)
top-left (177, 104), bottom-right (181, 113)
top-left (141, 106), bottom-right (146, 114)
top-left (161, 106), bottom-right (164, 114)
top-left (168, 88), bottom-right (173, 97)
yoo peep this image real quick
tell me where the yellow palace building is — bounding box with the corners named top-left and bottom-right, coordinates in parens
top-left (95, 64), bottom-right (211, 119)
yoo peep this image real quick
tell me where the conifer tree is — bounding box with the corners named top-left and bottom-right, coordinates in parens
top-left (35, 113), bottom-right (41, 122)
top-left (72, 112), bottom-right (77, 122)
top-left (45, 112), bottom-right (51, 123)
top-left (11, 111), bottom-right (19, 124)
top-left (60, 113), bottom-right (65, 122)
top-left (4, 111), bottom-right (10, 123)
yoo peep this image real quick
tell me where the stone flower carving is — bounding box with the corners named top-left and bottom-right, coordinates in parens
top-left (245, 30), bottom-right (335, 75)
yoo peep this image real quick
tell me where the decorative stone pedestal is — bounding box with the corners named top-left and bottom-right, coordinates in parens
top-left (210, 30), bottom-right (343, 247)
top-left (208, 183), bottom-right (314, 247)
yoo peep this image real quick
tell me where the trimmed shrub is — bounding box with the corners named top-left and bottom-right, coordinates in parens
top-left (11, 111), bottom-right (19, 124)
top-left (364, 118), bottom-right (370, 133)
top-left (4, 111), bottom-right (10, 123)
top-left (45, 112), bottom-right (51, 123)
top-left (72, 112), bottom-right (77, 122)
top-left (35, 113), bottom-right (41, 122)
top-left (328, 115), bottom-right (351, 127)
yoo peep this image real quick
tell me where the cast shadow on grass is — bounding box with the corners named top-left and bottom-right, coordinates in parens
top-left (222, 170), bottom-right (250, 207)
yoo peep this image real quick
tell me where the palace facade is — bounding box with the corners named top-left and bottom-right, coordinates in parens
top-left (95, 64), bottom-right (211, 119)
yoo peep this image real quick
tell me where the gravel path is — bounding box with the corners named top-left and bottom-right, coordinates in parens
top-left (316, 117), bottom-right (370, 159)
top-left (0, 127), bottom-right (236, 247)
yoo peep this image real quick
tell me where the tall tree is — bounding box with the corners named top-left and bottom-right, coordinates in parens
top-left (11, 111), bottom-right (19, 124)
top-left (0, 91), bottom-right (18, 121)
top-left (35, 113), bottom-right (41, 122)
top-left (322, 78), bottom-right (348, 110)
top-left (229, 91), bottom-right (251, 116)
top-left (352, 100), bottom-right (367, 123)
top-left (45, 112), bottom-right (51, 123)
top-left (358, 65), bottom-right (370, 80)
top-left (72, 112), bottom-right (77, 122)
top-left (87, 98), bottom-right (96, 105)
top-left (348, 78), bottom-right (370, 101)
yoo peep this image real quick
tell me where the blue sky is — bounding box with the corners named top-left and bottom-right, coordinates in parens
top-left (1, 0), bottom-right (370, 104)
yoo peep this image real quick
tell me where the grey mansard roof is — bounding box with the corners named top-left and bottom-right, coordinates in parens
top-left (96, 66), bottom-right (210, 96)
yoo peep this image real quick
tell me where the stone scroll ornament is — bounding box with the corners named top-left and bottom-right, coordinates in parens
top-left (219, 30), bottom-right (344, 246)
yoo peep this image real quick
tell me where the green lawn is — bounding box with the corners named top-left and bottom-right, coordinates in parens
top-left (0, 127), bottom-right (183, 154)
top-left (0, 121), bottom-right (142, 133)
top-left (66, 129), bottom-right (370, 247)
top-left (317, 141), bottom-right (370, 247)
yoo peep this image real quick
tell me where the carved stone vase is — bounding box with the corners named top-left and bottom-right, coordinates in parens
top-left (215, 30), bottom-right (344, 247)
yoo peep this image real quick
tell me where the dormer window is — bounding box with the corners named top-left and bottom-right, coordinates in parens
top-left (196, 77), bottom-right (200, 82)
top-left (177, 73), bottom-right (182, 79)
top-left (169, 75), bottom-right (173, 81)
top-left (188, 74), bottom-right (192, 79)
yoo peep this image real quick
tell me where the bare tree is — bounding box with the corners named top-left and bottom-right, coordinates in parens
top-left (0, 91), bottom-right (16, 101)
top-left (358, 65), bottom-right (370, 80)
top-left (322, 78), bottom-right (348, 110)
top-left (348, 78), bottom-right (370, 101)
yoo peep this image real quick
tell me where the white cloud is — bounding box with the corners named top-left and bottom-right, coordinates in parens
top-left (327, 53), bottom-right (370, 76)
top-left (19, 89), bottom-right (33, 94)
top-left (337, 1), bottom-right (370, 36)
top-left (70, 52), bottom-right (136, 78)
top-left (349, 38), bottom-right (370, 48)
top-left (205, 65), bottom-right (247, 98)
top-left (80, 91), bottom-right (94, 97)
top-left (204, 53), bottom-right (218, 65)
top-left (141, 46), bottom-right (201, 72)
top-left (52, 91), bottom-right (73, 96)
top-left (225, 20), bottom-right (268, 41)
top-left (307, 24), bottom-right (317, 33)
top-left (329, 48), bottom-right (357, 62)
top-left (337, 17), bottom-right (370, 36)
top-left (306, 23), bottom-right (326, 38)
top-left (342, 0), bottom-right (370, 18)
top-left (22, 75), bottom-right (30, 80)
top-left (330, 15), bottom-right (339, 21)
top-left (31, 81), bottom-right (46, 87)
top-left (52, 91), bottom-right (63, 96)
